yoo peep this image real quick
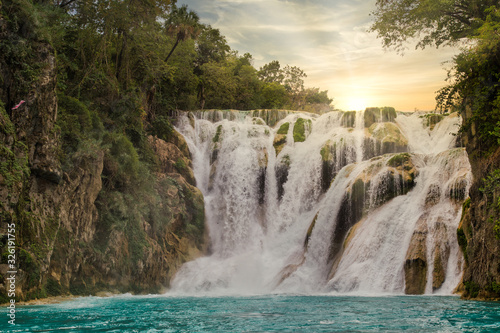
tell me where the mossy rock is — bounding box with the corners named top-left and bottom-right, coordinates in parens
top-left (188, 112), bottom-right (196, 128)
top-left (446, 174), bottom-right (469, 201)
top-left (252, 110), bottom-right (290, 127)
top-left (293, 118), bottom-right (312, 142)
top-left (330, 182), bottom-right (367, 262)
top-left (364, 107), bottom-right (397, 127)
top-left (277, 122), bottom-right (290, 135)
top-left (304, 213), bottom-right (318, 247)
top-left (387, 153), bottom-right (411, 168)
top-left (368, 122), bottom-right (407, 145)
top-left (0, 102), bottom-right (15, 137)
top-left (273, 134), bottom-right (287, 156)
top-left (257, 148), bottom-right (268, 168)
top-left (212, 124), bottom-right (223, 143)
top-left (432, 248), bottom-right (446, 291)
top-left (320, 140), bottom-right (334, 162)
top-left (275, 154), bottom-right (290, 200)
top-left (366, 122), bottom-right (408, 156)
top-left (341, 111), bottom-right (356, 128)
top-left (425, 184), bottom-right (441, 206)
top-left (381, 107), bottom-right (397, 122)
top-left (252, 117), bottom-right (266, 126)
top-left (421, 113), bottom-right (444, 130)
top-left (320, 141), bottom-right (336, 192)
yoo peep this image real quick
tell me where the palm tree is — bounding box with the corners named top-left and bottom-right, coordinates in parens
top-left (164, 5), bottom-right (201, 63)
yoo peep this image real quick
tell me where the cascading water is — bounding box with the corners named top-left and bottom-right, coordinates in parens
top-left (171, 110), bottom-right (471, 296)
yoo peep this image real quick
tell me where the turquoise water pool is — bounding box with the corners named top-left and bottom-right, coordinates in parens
top-left (4, 295), bottom-right (500, 332)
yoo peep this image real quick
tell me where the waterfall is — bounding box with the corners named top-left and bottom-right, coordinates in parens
top-left (171, 110), bottom-right (471, 295)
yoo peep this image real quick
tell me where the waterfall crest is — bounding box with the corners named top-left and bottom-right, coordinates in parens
top-left (171, 110), bottom-right (471, 295)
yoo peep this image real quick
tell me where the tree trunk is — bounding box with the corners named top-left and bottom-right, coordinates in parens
top-left (165, 38), bottom-right (180, 63)
top-left (116, 31), bottom-right (128, 83)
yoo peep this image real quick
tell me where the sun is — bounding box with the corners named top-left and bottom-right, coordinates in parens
top-left (345, 97), bottom-right (368, 111)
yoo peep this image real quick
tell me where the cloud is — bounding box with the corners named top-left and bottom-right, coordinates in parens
top-left (177, 0), bottom-right (460, 111)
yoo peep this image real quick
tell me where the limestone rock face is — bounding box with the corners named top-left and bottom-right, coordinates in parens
top-left (404, 217), bottom-right (428, 294)
top-left (364, 122), bottom-right (408, 159)
top-left (458, 146), bottom-right (500, 299)
top-left (273, 122), bottom-right (289, 156)
top-left (364, 107), bottom-right (397, 128)
top-left (149, 135), bottom-right (196, 186)
top-left (275, 154), bottom-right (290, 200)
top-left (327, 154), bottom-right (418, 266)
top-left (320, 140), bottom-right (351, 192)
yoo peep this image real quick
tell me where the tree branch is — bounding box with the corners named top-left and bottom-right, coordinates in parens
top-left (59, 0), bottom-right (77, 8)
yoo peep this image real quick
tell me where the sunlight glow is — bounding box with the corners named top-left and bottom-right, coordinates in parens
top-left (344, 97), bottom-right (368, 111)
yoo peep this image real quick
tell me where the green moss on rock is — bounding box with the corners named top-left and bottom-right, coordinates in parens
top-left (213, 124), bottom-right (223, 143)
top-left (421, 113), bottom-right (444, 130)
top-left (364, 107), bottom-right (397, 127)
top-left (252, 117), bottom-right (266, 126)
top-left (277, 122), bottom-right (290, 135)
top-left (341, 111), bottom-right (356, 128)
top-left (293, 118), bottom-right (311, 142)
top-left (387, 153), bottom-right (411, 168)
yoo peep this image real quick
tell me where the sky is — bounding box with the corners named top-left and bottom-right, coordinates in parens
top-left (177, 0), bottom-right (460, 111)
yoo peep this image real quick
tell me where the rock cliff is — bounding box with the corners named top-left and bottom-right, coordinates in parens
top-left (458, 105), bottom-right (500, 299)
top-left (0, 6), bottom-right (206, 302)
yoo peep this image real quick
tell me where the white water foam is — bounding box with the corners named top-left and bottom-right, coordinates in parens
top-left (171, 111), bottom-right (470, 296)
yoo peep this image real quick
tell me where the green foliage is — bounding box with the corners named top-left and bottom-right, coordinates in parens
top-left (480, 169), bottom-right (500, 239)
top-left (0, 142), bottom-right (29, 189)
top-left (261, 82), bottom-right (288, 109)
top-left (490, 122), bottom-right (500, 146)
top-left (164, 4), bottom-right (202, 63)
top-left (258, 60), bottom-right (284, 83)
top-left (370, 0), bottom-right (496, 51)
top-left (57, 93), bottom-right (104, 167)
top-left (487, 281), bottom-right (500, 295)
top-left (435, 7), bottom-right (500, 151)
top-left (18, 249), bottom-right (40, 289)
top-left (174, 158), bottom-right (186, 172)
top-left (0, 102), bottom-right (15, 136)
top-left (150, 116), bottom-right (174, 142)
top-left (464, 280), bottom-right (481, 298)
top-left (45, 277), bottom-right (62, 296)
top-left (479, 169), bottom-right (500, 198)
top-left (101, 132), bottom-right (152, 192)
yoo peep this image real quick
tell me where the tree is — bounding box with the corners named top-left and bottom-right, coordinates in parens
top-left (370, 0), bottom-right (498, 51)
top-left (258, 60), bottom-right (284, 84)
top-left (164, 4), bottom-right (202, 63)
top-left (283, 65), bottom-right (306, 94)
top-left (195, 25), bottom-right (231, 108)
top-left (233, 53), bottom-right (263, 109)
top-left (261, 82), bottom-right (288, 109)
top-left (436, 6), bottom-right (500, 149)
top-left (199, 61), bottom-right (237, 109)
top-left (282, 65), bottom-right (306, 109)
top-left (304, 88), bottom-right (333, 105)
top-left (196, 25), bottom-right (230, 65)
